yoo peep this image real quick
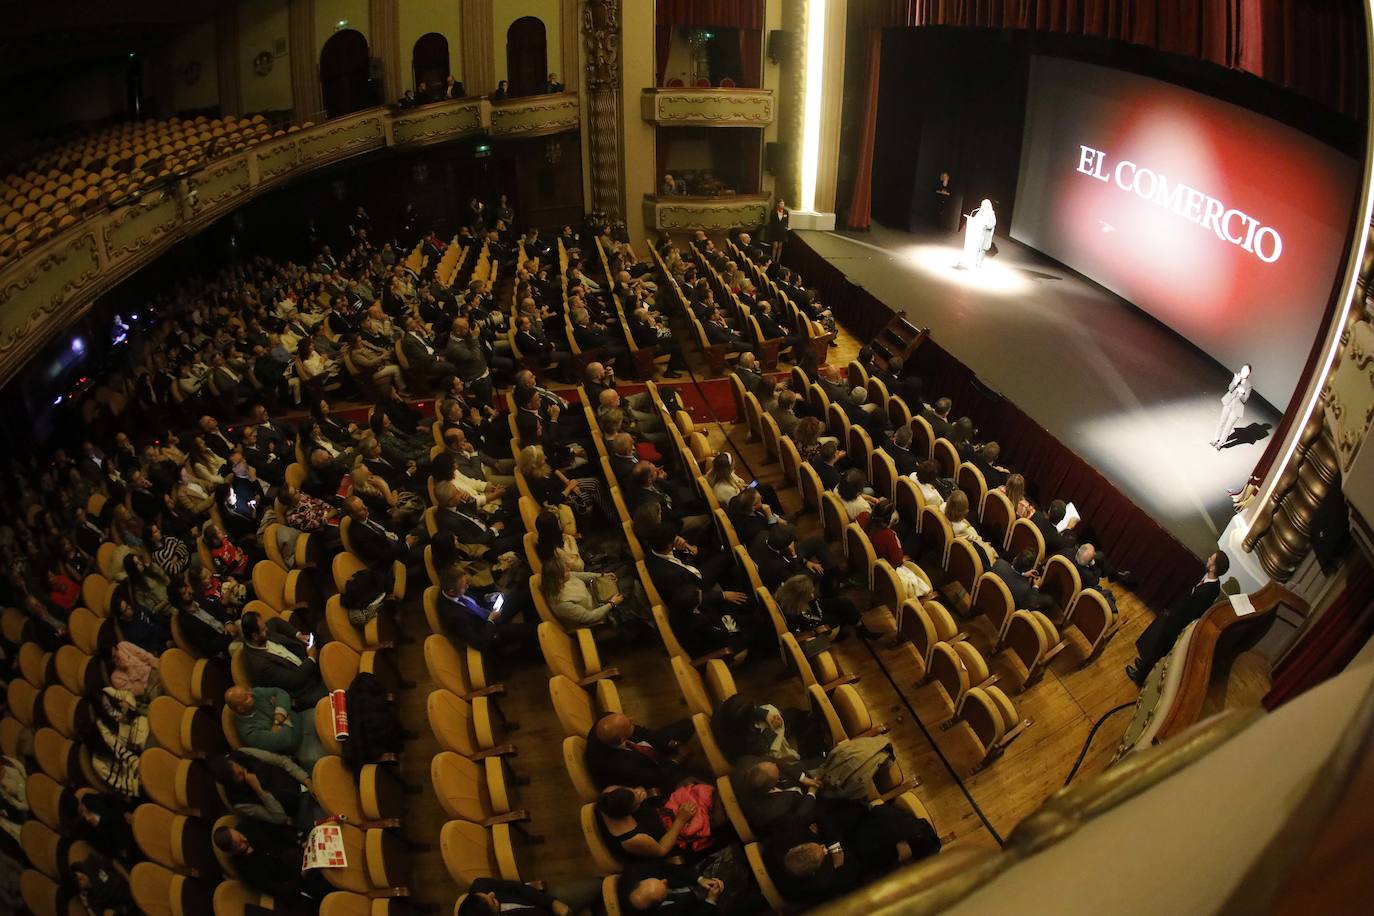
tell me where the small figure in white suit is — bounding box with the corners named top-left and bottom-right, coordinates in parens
top-left (959, 199), bottom-right (997, 269)
top-left (1212, 363), bottom-right (1252, 450)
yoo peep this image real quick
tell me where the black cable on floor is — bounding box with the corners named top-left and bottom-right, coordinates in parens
top-left (680, 360), bottom-right (1007, 849)
top-left (1063, 701), bottom-right (1136, 787)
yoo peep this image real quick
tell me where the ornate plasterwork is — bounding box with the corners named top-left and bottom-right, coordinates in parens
top-left (103, 192), bottom-right (179, 263)
top-left (490, 96), bottom-right (581, 137)
top-left (0, 233), bottom-right (101, 354)
top-left (393, 102), bottom-right (485, 146)
top-left (1322, 311), bottom-right (1374, 467)
top-left (584, 0), bottom-right (625, 218)
top-left (191, 156), bottom-right (253, 213)
top-left (642, 89), bottom-right (775, 126)
top-left (257, 139), bottom-right (301, 182)
top-left (297, 115), bottom-right (387, 164)
top-left (648, 195), bottom-right (770, 232)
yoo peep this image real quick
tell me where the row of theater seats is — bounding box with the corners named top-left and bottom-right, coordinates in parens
top-left (0, 114), bottom-right (290, 268)
top-left (547, 377), bottom-right (935, 909)
top-left (717, 352), bottom-right (1122, 774)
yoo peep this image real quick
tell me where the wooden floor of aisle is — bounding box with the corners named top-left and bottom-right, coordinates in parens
top-left (395, 323), bottom-right (1161, 908)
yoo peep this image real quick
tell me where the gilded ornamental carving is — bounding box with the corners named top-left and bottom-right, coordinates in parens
top-left (642, 88), bottom-right (775, 126)
top-left (647, 195), bottom-right (770, 232)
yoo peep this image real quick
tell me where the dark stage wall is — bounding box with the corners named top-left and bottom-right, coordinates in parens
top-left (873, 29), bottom-right (1030, 234)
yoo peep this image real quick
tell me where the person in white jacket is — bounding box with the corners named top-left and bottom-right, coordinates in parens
top-left (1212, 363), bottom-right (1253, 450)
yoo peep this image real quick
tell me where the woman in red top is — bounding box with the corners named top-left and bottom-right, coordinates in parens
top-left (859, 500), bottom-right (904, 568)
top-left (203, 525), bottom-right (250, 577)
top-left (46, 567), bottom-right (81, 613)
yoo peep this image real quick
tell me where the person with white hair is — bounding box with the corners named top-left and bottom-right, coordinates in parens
top-left (959, 198), bottom-right (997, 269)
top-left (1211, 363), bottom-right (1253, 449)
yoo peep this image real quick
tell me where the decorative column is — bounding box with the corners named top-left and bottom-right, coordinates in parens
top-left (559, 0), bottom-right (581, 89)
top-left (368, 0), bottom-right (402, 104)
top-left (289, 0), bottom-right (323, 121)
top-left (774, 0), bottom-right (804, 208)
top-left (216, 7), bottom-right (242, 116)
top-left (584, 0), bottom-right (625, 219)
top-left (459, 0), bottom-right (495, 95)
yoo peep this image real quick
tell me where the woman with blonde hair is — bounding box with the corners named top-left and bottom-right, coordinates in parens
top-left (539, 557), bottom-right (631, 629)
top-left (519, 444), bottom-right (602, 518)
top-left (773, 572), bottom-right (873, 641)
top-left (351, 462), bottom-right (423, 528)
top-left (944, 489), bottom-right (998, 565)
top-left (707, 451), bottom-right (782, 514)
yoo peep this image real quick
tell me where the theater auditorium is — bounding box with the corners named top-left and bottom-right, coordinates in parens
top-left (0, 2), bottom-right (1370, 914)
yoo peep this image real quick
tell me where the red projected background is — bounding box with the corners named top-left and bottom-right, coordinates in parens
top-left (1012, 57), bottom-right (1358, 405)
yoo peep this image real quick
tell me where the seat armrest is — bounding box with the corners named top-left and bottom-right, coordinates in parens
top-left (576, 667), bottom-right (621, 686)
top-left (690, 648), bottom-right (732, 666)
top-left (472, 743), bottom-right (518, 759)
top-left (974, 673), bottom-right (1000, 691)
top-left (484, 809), bottom-right (531, 826)
top-left (463, 685), bottom-right (507, 699)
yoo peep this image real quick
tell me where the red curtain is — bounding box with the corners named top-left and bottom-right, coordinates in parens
top-left (787, 233), bottom-right (1207, 606)
top-left (1264, 553), bottom-right (1374, 709)
top-left (844, 30), bottom-right (884, 229)
top-left (657, 0), bottom-right (765, 30)
top-left (656, 25), bottom-right (672, 86)
top-left (901, 0), bottom-right (1364, 116)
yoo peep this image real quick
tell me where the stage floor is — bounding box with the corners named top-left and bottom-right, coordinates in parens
top-left (798, 224), bottom-right (1282, 559)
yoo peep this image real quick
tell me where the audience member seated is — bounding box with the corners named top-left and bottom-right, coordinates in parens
top-left (213, 820), bottom-right (333, 906)
top-left (238, 611), bottom-right (328, 709)
top-left (207, 748), bottom-right (314, 828)
top-left (992, 549), bottom-right (1054, 614)
top-left (586, 712), bottom-right (699, 793)
top-left (223, 685), bottom-right (326, 769)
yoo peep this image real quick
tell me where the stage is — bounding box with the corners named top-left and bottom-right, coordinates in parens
top-left (796, 224), bottom-right (1282, 560)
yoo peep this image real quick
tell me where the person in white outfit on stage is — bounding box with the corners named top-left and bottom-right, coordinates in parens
top-left (959, 199), bottom-right (997, 269)
top-left (1212, 363), bottom-right (1252, 449)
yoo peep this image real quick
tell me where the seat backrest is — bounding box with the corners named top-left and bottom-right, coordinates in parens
top-left (911, 415), bottom-right (935, 458)
top-left (972, 571), bottom-right (1015, 635)
top-left (745, 841), bottom-right (788, 911)
top-left (933, 438), bottom-right (959, 478)
top-left (929, 642), bottom-right (971, 707)
top-left (956, 462), bottom-right (989, 517)
top-left (538, 622), bottom-right (585, 681)
top-left (1040, 554), bottom-right (1082, 612)
top-left (871, 448), bottom-right (897, 502)
top-left (692, 712), bottom-right (732, 776)
top-left (1006, 609), bottom-right (1049, 671)
top-left (780, 436), bottom-right (801, 483)
top-left (671, 655), bottom-right (713, 717)
top-left (1071, 588), bottom-right (1113, 653)
top-left (831, 683), bottom-right (872, 736)
top-left (430, 751), bottom-right (490, 822)
top-left (549, 675), bottom-right (595, 738)
top-left (844, 523), bottom-right (876, 580)
top-left (580, 802), bottom-right (625, 873)
top-left (427, 689), bottom-right (478, 755)
top-left (899, 600), bottom-right (937, 667)
top-left (962, 687), bottom-right (1006, 757)
top-left (807, 684), bottom-right (847, 747)
top-left (439, 820), bottom-right (498, 890)
top-left (947, 537), bottom-right (984, 592)
top-left (562, 735), bottom-right (598, 802)
top-left (798, 461), bottom-right (823, 511)
top-left (919, 506), bottom-right (952, 567)
top-left (895, 476), bottom-right (925, 532)
top-left (982, 489), bottom-right (1015, 549)
top-left (820, 492), bottom-right (847, 543)
top-left (1007, 517), bottom-right (1045, 566)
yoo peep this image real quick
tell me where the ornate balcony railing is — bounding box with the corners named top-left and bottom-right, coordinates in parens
top-left (0, 93), bottom-right (580, 386)
top-left (644, 193), bottom-right (771, 232)
top-left (641, 87), bottom-right (775, 127)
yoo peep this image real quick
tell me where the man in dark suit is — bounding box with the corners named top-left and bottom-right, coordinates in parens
top-left (213, 820), bottom-right (331, 905)
top-left (239, 426), bottom-right (285, 486)
top-left (1127, 551), bottom-right (1228, 685)
top-left (922, 397), bottom-right (954, 441)
top-left (435, 566), bottom-right (532, 652)
top-left (643, 523), bottom-right (740, 611)
top-left (238, 612), bottom-right (327, 710)
top-left (458, 877), bottom-right (582, 915)
top-left (570, 306), bottom-right (628, 362)
top-left (585, 711), bottom-right (695, 792)
top-left (442, 76), bottom-right (466, 99)
top-left (619, 863), bottom-right (725, 915)
top-left (434, 481), bottom-right (522, 558)
top-left (1033, 500), bottom-right (1078, 559)
top-left (703, 309), bottom-right (751, 352)
top-left (733, 353), bottom-right (765, 396)
top-left (343, 496), bottom-right (423, 568)
top-left (627, 307), bottom-right (685, 378)
top-left (884, 426), bottom-right (921, 477)
top-left (809, 442), bottom-right (844, 492)
top-left (399, 315), bottom-right (457, 382)
top-left (971, 441), bottom-right (1010, 489)
top-left (1063, 542), bottom-right (1120, 615)
top-left (991, 550), bottom-right (1054, 613)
